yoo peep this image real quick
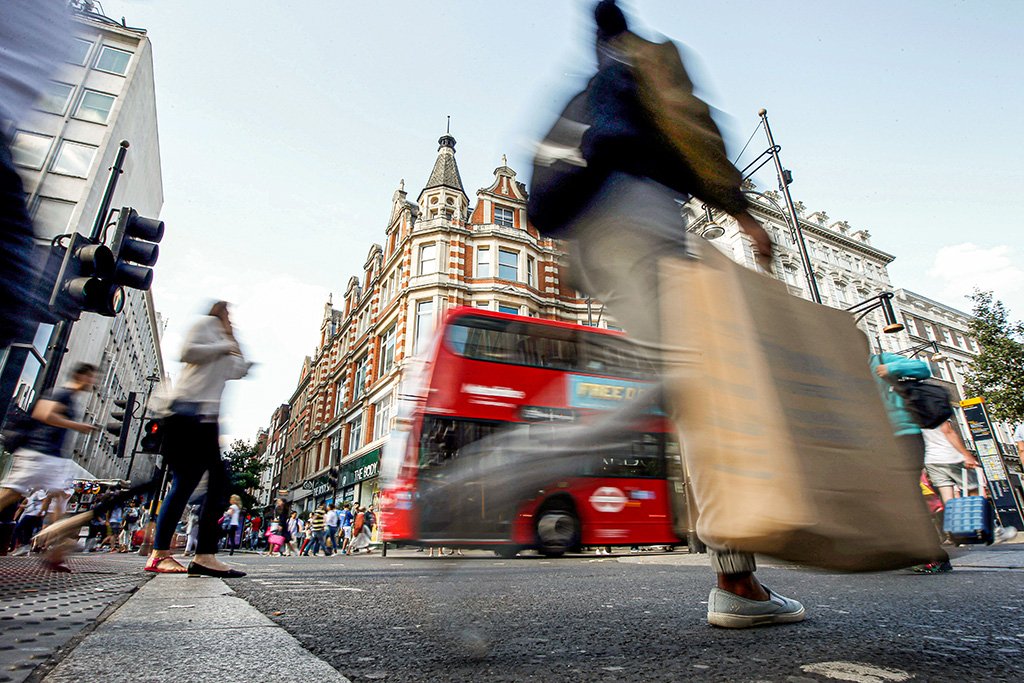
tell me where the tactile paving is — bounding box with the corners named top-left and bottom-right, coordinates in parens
top-left (0, 554), bottom-right (148, 683)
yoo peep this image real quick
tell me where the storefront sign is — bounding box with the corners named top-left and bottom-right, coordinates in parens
top-left (302, 476), bottom-right (331, 498)
top-left (960, 397), bottom-right (1024, 529)
top-left (339, 449), bottom-right (381, 489)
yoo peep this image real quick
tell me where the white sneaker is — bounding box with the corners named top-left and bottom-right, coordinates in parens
top-left (11, 545), bottom-right (30, 557)
top-left (707, 586), bottom-right (806, 629)
top-left (994, 526), bottom-right (1019, 544)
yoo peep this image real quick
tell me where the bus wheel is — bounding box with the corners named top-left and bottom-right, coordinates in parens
top-left (536, 505), bottom-right (578, 558)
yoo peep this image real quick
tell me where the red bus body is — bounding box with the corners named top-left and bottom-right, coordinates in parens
top-left (379, 307), bottom-right (684, 554)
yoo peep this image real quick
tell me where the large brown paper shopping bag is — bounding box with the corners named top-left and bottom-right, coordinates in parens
top-left (660, 244), bottom-right (943, 571)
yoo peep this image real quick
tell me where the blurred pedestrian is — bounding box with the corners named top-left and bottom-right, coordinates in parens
top-left (350, 505), bottom-right (373, 554)
top-left (10, 489), bottom-right (46, 555)
top-left (224, 495), bottom-right (243, 556)
top-left (528, 1), bottom-right (797, 628)
top-left (302, 504), bottom-right (329, 556)
top-left (184, 504), bottom-right (200, 556)
top-left (0, 1), bottom-right (71, 347)
top-left (339, 502), bottom-right (354, 555)
top-left (324, 503), bottom-right (340, 555)
top-left (285, 511), bottom-right (301, 556)
top-left (143, 301), bottom-right (251, 578)
top-left (0, 363), bottom-right (98, 570)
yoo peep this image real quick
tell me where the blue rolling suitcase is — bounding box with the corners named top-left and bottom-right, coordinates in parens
top-left (942, 468), bottom-right (994, 545)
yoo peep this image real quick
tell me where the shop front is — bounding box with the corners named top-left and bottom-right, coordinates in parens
top-left (338, 448), bottom-right (381, 511)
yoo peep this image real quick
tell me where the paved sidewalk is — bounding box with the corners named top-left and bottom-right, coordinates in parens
top-left (0, 554), bottom-right (146, 683)
top-left (40, 574), bottom-right (351, 683)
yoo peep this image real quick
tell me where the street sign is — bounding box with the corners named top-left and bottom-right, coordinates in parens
top-left (960, 397), bottom-right (1024, 529)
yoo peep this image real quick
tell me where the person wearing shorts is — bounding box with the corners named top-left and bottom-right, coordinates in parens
top-left (922, 420), bottom-right (980, 503)
top-left (0, 363), bottom-right (99, 569)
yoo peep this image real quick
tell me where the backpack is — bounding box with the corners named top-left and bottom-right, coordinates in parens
top-left (1, 405), bottom-right (36, 453)
top-left (893, 378), bottom-right (954, 429)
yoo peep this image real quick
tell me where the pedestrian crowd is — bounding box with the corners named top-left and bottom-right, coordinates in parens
top-left (230, 500), bottom-right (379, 558)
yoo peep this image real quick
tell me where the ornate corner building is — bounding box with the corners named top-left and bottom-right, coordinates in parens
top-left (276, 134), bottom-right (599, 511)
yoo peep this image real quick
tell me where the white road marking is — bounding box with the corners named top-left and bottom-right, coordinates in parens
top-left (801, 661), bottom-right (913, 682)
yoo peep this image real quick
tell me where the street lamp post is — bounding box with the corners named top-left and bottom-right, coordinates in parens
top-left (757, 109), bottom-right (821, 304)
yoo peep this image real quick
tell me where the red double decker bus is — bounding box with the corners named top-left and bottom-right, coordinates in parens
top-left (379, 307), bottom-right (696, 557)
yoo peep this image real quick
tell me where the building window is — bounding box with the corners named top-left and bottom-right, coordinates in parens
top-left (379, 325), bottom-right (396, 377)
top-left (333, 379), bottom-right (344, 415)
top-left (941, 327), bottom-right (952, 344)
top-left (494, 206), bottom-right (514, 228)
top-left (527, 256), bottom-right (536, 287)
top-left (32, 198), bottom-right (75, 238)
top-left (418, 243), bottom-right (437, 275)
top-left (476, 246), bottom-right (491, 278)
top-left (373, 394), bottom-right (392, 440)
top-left (833, 281), bottom-right (849, 306)
top-left (413, 299), bottom-right (434, 355)
top-left (51, 140), bottom-right (97, 177)
top-left (924, 323), bottom-right (936, 341)
top-left (903, 316), bottom-right (918, 337)
top-left (94, 46), bottom-right (132, 75)
top-left (10, 132), bottom-right (53, 170)
top-left (475, 301), bottom-right (490, 309)
top-left (498, 248), bottom-right (519, 281)
top-left (67, 38), bottom-right (92, 66)
top-left (353, 355), bottom-right (368, 401)
top-left (348, 414), bottom-right (363, 453)
top-left (74, 90), bottom-right (115, 124)
top-left (38, 82), bottom-right (75, 115)
top-left (782, 264), bottom-right (799, 287)
top-left (498, 304), bottom-right (518, 316)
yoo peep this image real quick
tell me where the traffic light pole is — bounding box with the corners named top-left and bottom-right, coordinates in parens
top-left (124, 373), bottom-right (160, 481)
top-left (33, 141), bottom-right (130, 396)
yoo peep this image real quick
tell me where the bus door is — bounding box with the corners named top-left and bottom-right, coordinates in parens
top-left (416, 416), bottom-right (513, 541)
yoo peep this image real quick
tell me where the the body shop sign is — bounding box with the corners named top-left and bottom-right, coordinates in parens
top-left (339, 449), bottom-right (381, 489)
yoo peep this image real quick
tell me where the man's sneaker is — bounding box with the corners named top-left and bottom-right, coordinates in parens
top-left (994, 526), bottom-right (1019, 545)
top-left (707, 586), bottom-right (805, 629)
top-left (911, 560), bottom-right (953, 574)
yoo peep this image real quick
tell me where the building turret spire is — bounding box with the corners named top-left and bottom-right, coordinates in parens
top-left (421, 122), bottom-right (465, 197)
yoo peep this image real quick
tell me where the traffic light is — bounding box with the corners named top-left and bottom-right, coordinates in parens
top-left (139, 418), bottom-right (163, 454)
top-left (106, 391), bottom-right (137, 459)
top-left (48, 233), bottom-right (124, 320)
top-left (111, 207), bottom-right (164, 291)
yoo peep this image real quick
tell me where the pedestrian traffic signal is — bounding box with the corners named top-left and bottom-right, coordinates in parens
top-left (106, 391), bottom-right (138, 459)
top-left (139, 418), bottom-right (162, 454)
top-left (111, 207), bottom-right (164, 291)
top-left (48, 233), bottom-right (125, 319)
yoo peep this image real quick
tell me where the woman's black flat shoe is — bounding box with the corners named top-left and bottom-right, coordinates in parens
top-left (186, 561), bottom-right (246, 578)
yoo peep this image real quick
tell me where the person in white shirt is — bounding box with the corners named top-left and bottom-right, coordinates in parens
top-left (922, 420), bottom-right (979, 504)
top-left (923, 419), bottom-right (1017, 545)
top-left (145, 302), bottom-right (252, 578)
top-left (1014, 423), bottom-right (1024, 458)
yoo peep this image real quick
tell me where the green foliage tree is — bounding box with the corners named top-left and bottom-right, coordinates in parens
top-left (963, 290), bottom-right (1024, 424)
top-left (223, 437), bottom-right (269, 511)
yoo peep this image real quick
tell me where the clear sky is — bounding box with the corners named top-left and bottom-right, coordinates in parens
top-left (99, 0), bottom-right (1024, 444)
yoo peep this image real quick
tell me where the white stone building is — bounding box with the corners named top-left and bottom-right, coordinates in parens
top-left (6, 7), bottom-right (166, 482)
